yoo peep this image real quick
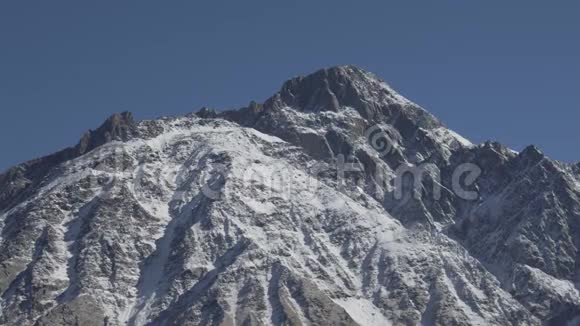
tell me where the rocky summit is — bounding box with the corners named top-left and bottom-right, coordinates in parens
top-left (1, 66), bottom-right (579, 326)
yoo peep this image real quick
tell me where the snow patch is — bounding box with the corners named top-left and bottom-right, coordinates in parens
top-left (243, 198), bottom-right (277, 215)
top-left (335, 297), bottom-right (393, 326)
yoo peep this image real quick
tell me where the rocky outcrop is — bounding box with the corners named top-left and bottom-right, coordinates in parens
top-left (0, 112), bottom-right (136, 213)
top-left (1, 66), bottom-right (578, 325)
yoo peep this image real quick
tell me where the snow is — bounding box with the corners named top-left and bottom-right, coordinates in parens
top-left (245, 128), bottom-right (285, 143)
top-left (242, 197), bottom-right (277, 215)
top-left (440, 273), bottom-right (488, 326)
top-left (524, 265), bottom-right (580, 299)
top-left (429, 127), bottom-right (473, 148)
top-left (335, 297), bottom-right (393, 326)
top-left (446, 129), bottom-right (473, 147)
top-left (0, 103), bottom-right (553, 325)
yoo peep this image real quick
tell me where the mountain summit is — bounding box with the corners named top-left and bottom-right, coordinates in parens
top-left (1, 66), bottom-right (579, 325)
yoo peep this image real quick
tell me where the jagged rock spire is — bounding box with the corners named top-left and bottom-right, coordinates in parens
top-left (0, 112), bottom-right (136, 213)
top-left (277, 65), bottom-right (366, 112)
top-left (77, 111), bottom-right (136, 154)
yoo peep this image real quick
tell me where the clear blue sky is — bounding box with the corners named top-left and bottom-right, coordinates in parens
top-left (1, 1), bottom-right (578, 171)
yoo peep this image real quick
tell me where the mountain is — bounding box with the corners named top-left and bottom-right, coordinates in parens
top-left (1, 65), bottom-right (579, 326)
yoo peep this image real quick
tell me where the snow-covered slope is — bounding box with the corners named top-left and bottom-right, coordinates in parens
top-left (0, 66), bottom-right (578, 325)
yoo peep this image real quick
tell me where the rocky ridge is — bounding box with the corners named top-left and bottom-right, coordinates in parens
top-left (0, 66), bottom-right (579, 325)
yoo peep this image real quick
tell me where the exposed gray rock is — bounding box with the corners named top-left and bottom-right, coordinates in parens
top-left (0, 112), bottom-right (136, 213)
top-left (0, 66), bottom-right (577, 325)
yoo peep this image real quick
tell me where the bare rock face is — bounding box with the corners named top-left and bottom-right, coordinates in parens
top-left (1, 66), bottom-right (578, 325)
top-left (0, 111), bottom-right (136, 213)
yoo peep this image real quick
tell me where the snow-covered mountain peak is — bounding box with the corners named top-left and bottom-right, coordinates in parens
top-left (1, 67), bottom-right (579, 325)
top-left (269, 65), bottom-right (432, 122)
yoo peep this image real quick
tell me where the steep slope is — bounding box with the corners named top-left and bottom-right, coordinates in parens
top-left (449, 145), bottom-right (580, 324)
top-left (0, 116), bottom-right (534, 326)
top-left (0, 112), bottom-right (136, 213)
top-left (0, 65), bottom-right (577, 325)
top-left (219, 66), bottom-right (580, 323)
